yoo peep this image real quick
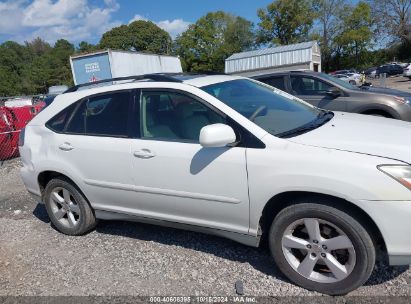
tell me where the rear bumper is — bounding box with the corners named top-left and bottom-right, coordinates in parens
top-left (20, 163), bottom-right (41, 199)
top-left (358, 200), bottom-right (411, 265)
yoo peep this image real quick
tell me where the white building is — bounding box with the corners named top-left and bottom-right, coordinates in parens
top-left (225, 41), bottom-right (321, 77)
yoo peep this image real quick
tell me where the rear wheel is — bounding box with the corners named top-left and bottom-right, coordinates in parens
top-left (269, 202), bottom-right (375, 295)
top-left (44, 178), bottom-right (97, 235)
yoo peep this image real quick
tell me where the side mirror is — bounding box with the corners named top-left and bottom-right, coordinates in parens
top-left (326, 87), bottom-right (341, 97)
top-left (199, 124), bottom-right (236, 148)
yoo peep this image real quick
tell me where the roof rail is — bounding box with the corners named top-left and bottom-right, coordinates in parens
top-left (64, 74), bottom-right (182, 93)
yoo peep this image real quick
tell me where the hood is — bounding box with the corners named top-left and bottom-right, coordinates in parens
top-left (358, 86), bottom-right (411, 98)
top-left (290, 112), bottom-right (411, 164)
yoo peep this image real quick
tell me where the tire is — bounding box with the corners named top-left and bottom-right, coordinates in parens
top-left (349, 80), bottom-right (356, 85)
top-left (269, 202), bottom-right (375, 295)
top-left (44, 177), bottom-right (97, 235)
top-left (366, 112), bottom-right (391, 118)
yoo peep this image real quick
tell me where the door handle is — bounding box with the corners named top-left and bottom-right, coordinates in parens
top-left (133, 149), bottom-right (156, 159)
top-left (59, 142), bottom-right (74, 151)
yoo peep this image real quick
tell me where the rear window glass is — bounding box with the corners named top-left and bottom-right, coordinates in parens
top-left (66, 91), bottom-right (131, 137)
top-left (261, 76), bottom-right (287, 91)
top-left (46, 103), bottom-right (78, 133)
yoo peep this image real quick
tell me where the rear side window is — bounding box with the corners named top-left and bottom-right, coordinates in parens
top-left (261, 76), bottom-right (287, 91)
top-left (290, 76), bottom-right (332, 95)
top-left (46, 103), bottom-right (77, 132)
top-left (66, 91), bottom-right (131, 137)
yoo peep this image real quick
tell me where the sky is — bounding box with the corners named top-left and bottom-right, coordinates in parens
top-left (0, 0), bottom-right (274, 45)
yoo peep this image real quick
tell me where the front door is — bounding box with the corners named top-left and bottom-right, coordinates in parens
top-left (129, 89), bottom-right (250, 234)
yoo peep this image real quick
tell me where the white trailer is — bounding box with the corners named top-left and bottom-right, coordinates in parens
top-left (70, 49), bottom-right (182, 85)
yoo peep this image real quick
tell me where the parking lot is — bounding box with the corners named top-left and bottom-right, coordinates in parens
top-left (369, 75), bottom-right (411, 93)
top-left (0, 158), bottom-right (410, 297)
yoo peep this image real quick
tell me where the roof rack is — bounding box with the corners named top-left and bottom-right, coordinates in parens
top-left (64, 74), bottom-right (182, 93)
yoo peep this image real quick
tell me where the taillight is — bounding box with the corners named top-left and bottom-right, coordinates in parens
top-left (18, 127), bottom-right (25, 147)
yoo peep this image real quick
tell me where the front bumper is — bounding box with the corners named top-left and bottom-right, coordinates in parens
top-left (357, 200), bottom-right (411, 265)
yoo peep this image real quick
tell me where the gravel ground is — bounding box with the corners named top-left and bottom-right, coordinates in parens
top-left (0, 158), bottom-right (411, 298)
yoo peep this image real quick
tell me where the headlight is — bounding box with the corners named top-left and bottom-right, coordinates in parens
top-left (393, 96), bottom-right (411, 104)
top-left (378, 165), bottom-right (411, 190)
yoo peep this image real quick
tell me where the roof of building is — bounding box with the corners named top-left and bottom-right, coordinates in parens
top-left (226, 41), bottom-right (318, 61)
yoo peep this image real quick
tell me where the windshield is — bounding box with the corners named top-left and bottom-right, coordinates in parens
top-left (321, 73), bottom-right (358, 90)
top-left (202, 79), bottom-right (332, 137)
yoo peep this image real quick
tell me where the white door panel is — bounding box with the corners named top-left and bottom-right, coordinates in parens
top-left (129, 140), bottom-right (250, 233)
top-left (53, 134), bottom-right (136, 208)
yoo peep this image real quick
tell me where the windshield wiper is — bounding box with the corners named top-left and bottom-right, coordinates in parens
top-left (277, 110), bottom-right (334, 138)
top-left (317, 109), bottom-right (334, 119)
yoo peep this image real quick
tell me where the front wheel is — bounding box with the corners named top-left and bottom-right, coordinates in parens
top-left (269, 202), bottom-right (375, 295)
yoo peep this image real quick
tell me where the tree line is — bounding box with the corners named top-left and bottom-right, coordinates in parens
top-left (1, 0), bottom-right (410, 96)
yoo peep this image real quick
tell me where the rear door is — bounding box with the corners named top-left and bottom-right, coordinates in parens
top-left (289, 75), bottom-right (347, 111)
top-left (46, 90), bottom-right (136, 210)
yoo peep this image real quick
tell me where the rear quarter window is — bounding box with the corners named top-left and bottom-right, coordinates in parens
top-left (45, 102), bottom-right (78, 133)
top-left (260, 76), bottom-right (287, 91)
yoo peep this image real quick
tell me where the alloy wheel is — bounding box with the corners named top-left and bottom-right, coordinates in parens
top-left (281, 218), bottom-right (356, 283)
top-left (49, 187), bottom-right (81, 228)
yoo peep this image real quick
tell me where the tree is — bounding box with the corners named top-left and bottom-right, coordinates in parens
top-left (370, 0), bottom-right (411, 45)
top-left (0, 41), bottom-right (30, 96)
top-left (369, 0), bottom-right (411, 60)
top-left (312, 0), bottom-right (345, 71)
top-left (174, 11), bottom-right (254, 72)
top-left (257, 0), bottom-right (315, 45)
top-left (25, 37), bottom-right (51, 56)
top-left (23, 39), bottom-right (75, 94)
top-left (99, 21), bottom-right (172, 54)
top-left (334, 1), bottom-right (373, 66)
top-left (99, 25), bottom-right (130, 50)
top-left (77, 41), bottom-right (97, 54)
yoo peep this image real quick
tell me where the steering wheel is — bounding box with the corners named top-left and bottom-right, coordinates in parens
top-left (249, 105), bottom-right (267, 121)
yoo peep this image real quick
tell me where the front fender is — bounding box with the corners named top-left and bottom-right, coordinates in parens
top-left (246, 140), bottom-right (410, 234)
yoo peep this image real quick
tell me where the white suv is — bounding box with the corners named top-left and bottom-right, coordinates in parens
top-left (19, 74), bottom-right (411, 295)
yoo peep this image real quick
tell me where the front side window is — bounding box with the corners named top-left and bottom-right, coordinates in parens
top-left (290, 76), bottom-right (332, 95)
top-left (202, 79), bottom-right (331, 137)
top-left (140, 90), bottom-right (225, 141)
top-left (65, 91), bottom-right (131, 137)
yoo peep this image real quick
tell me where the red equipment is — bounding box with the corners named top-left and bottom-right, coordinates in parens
top-left (0, 101), bottom-right (45, 160)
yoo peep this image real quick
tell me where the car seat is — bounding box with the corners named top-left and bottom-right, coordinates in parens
top-left (175, 102), bottom-right (209, 140)
top-left (144, 95), bottom-right (178, 139)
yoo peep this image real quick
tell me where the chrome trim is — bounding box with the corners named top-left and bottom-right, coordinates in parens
top-left (84, 179), bottom-right (241, 204)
